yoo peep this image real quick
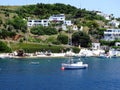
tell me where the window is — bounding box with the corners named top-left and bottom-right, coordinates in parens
top-left (38, 21), bottom-right (41, 22)
top-left (44, 21), bottom-right (47, 22)
top-left (107, 30), bottom-right (112, 32)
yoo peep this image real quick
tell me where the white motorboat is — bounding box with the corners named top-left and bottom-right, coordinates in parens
top-left (61, 59), bottom-right (88, 70)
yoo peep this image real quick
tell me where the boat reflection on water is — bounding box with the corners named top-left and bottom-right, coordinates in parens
top-left (30, 61), bottom-right (40, 65)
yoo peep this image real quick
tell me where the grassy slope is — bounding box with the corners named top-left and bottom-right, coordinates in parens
top-left (9, 41), bottom-right (80, 53)
top-left (0, 6), bottom-right (20, 23)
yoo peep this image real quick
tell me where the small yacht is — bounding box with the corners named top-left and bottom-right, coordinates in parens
top-left (61, 58), bottom-right (88, 70)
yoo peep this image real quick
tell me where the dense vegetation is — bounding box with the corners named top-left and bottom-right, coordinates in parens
top-left (16, 3), bottom-right (77, 19)
top-left (72, 31), bottom-right (91, 47)
top-left (15, 3), bottom-right (106, 21)
top-left (57, 34), bottom-right (68, 44)
top-left (0, 3), bottom-right (118, 52)
top-left (0, 41), bottom-right (11, 53)
top-left (30, 25), bottom-right (58, 35)
top-left (10, 42), bottom-right (80, 53)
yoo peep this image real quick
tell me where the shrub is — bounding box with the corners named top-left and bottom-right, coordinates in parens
top-left (44, 27), bottom-right (58, 35)
top-left (52, 40), bottom-right (61, 45)
top-left (100, 40), bottom-right (115, 46)
top-left (57, 34), bottom-right (68, 44)
top-left (72, 31), bottom-right (91, 47)
top-left (10, 42), bottom-right (79, 53)
top-left (0, 41), bottom-right (12, 53)
top-left (30, 25), bottom-right (58, 35)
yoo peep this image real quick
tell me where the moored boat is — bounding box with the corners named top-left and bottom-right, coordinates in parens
top-left (61, 59), bottom-right (88, 70)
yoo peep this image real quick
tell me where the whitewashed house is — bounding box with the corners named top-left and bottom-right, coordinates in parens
top-left (97, 12), bottom-right (111, 20)
top-left (64, 20), bottom-right (72, 26)
top-left (27, 19), bottom-right (49, 27)
top-left (62, 24), bottom-right (79, 31)
top-left (108, 20), bottom-right (120, 28)
top-left (62, 20), bottom-right (72, 30)
top-left (72, 25), bottom-right (78, 31)
top-left (49, 14), bottom-right (65, 22)
top-left (115, 42), bottom-right (120, 46)
top-left (104, 29), bottom-right (120, 41)
top-left (92, 43), bottom-right (100, 50)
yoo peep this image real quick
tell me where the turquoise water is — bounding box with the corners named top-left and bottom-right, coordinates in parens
top-left (0, 57), bottom-right (120, 90)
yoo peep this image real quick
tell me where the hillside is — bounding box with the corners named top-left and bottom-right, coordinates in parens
top-left (0, 6), bottom-right (19, 21)
top-left (0, 3), bottom-right (113, 52)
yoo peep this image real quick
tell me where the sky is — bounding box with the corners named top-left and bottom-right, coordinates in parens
top-left (0, 0), bottom-right (120, 18)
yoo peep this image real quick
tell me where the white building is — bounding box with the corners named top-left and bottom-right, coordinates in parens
top-left (62, 20), bottom-right (72, 30)
top-left (115, 42), bottom-right (120, 46)
top-left (49, 14), bottom-right (65, 22)
top-left (72, 25), bottom-right (78, 31)
top-left (64, 20), bottom-right (72, 26)
top-left (104, 29), bottom-right (120, 41)
top-left (92, 43), bottom-right (100, 50)
top-left (108, 20), bottom-right (120, 28)
top-left (97, 12), bottom-right (111, 20)
top-left (62, 24), bottom-right (79, 31)
top-left (27, 19), bottom-right (49, 27)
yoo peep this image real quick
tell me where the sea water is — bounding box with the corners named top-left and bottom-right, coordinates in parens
top-left (0, 57), bottom-right (120, 90)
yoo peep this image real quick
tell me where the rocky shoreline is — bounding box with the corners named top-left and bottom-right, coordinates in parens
top-left (0, 49), bottom-right (120, 59)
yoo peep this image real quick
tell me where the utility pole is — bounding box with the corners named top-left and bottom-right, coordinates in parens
top-left (26, 17), bottom-right (30, 43)
top-left (68, 26), bottom-right (72, 46)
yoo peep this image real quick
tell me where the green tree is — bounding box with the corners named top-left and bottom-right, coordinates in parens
top-left (8, 31), bottom-right (16, 38)
top-left (72, 31), bottom-right (91, 47)
top-left (44, 27), bottom-right (58, 35)
top-left (0, 41), bottom-right (11, 53)
top-left (5, 12), bottom-right (9, 17)
top-left (0, 18), bottom-right (3, 26)
top-left (30, 25), bottom-right (44, 35)
top-left (100, 40), bottom-right (115, 46)
top-left (0, 29), bottom-right (16, 39)
top-left (57, 34), bottom-right (68, 44)
top-left (0, 29), bottom-right (8, 39)
top-left (7, 16), bottom-right (27, 33)
top-left (96, 28), bottom-right (106, 39)
top-left (30, 25), bottom-right (58, 35)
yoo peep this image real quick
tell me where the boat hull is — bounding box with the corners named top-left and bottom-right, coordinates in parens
top-left (62, 63), bottom-right (88, 70)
